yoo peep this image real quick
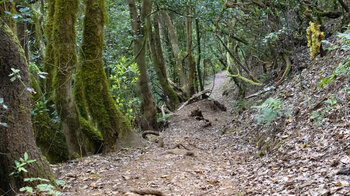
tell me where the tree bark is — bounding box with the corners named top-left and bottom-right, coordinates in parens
top-left (0, 19), bottom-right (53, 195)
top-left (186, 8), bottom-right (196, 97)
top-left (161, 11), bottom-right (187, 90)
top-left (195, 17), bottom-right (204, 92)
top-left (79, 0), bottom-right (131, 152)
top-left (128, 0), bottom-right (158, 131)
top-left (43, 0), bottom-right (55, 97)
top-left (149, 12), bottom-right (180, 111)
top-left (52, 0), bottom-right (86, 158)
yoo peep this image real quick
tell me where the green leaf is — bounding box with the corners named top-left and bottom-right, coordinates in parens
top-left (20, 186), bottom-right (34, 194)
top-left (24, 152), bottom-right (28, 160)
top-left (55, 179), bottom-right (66, 187)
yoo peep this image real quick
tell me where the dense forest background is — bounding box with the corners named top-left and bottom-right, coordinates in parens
top-left (1, 0), bottom-right (350, 195)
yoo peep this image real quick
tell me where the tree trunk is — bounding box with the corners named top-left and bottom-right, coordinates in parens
top-left (43, 0), bottom-right (55, 97)
top-left (128, 0), bottom-right (158, 131)
top-left (0, 19), bottom-right (53, 195)
top-left (186, 8), bottom-right (196, 97)
top-left (79, 0), bottom-right (132, 152)
top-left (52, 0), bottom-right (86, 158)
top-left (161, 11), bottom-right (187, 90)
top-left (195, 17), bottom-right (204, 91)
top-left (149, 12), bottom-right (180, 111)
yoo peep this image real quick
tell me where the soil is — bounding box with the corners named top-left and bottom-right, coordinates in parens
top-left (54, 42), bottom-right (350, 195)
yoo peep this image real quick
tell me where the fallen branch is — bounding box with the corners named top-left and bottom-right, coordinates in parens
top-left (245, 86), bottom-right (275, 99)
top-left (130, 189), bottom-right (165, 196)
top-left (177, 89), bottom-right (210, 111)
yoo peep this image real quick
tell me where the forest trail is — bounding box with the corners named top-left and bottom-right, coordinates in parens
top-left (55, 62), bottom-right (350, 195)
top-left (55, 71), bottom-right (256, 195)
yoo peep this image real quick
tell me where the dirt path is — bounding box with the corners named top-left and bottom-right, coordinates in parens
top-left (54, 71), bottom-right (256, 195)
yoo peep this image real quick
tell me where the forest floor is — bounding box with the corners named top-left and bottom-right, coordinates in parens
top-left (54, 39), bottom-right (350, 195)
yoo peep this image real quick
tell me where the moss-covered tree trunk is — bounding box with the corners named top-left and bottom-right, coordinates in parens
top-left (43, 0), bottom-right (55, 97)
top-left (79, 0), bottom-right (131, 152)
top-left (128, 0), bottom-right (158, 131)
top-left (0, 2), bottom-right (16, 33)
top-left (186, 8), bottom-right (196, 97)
top-left (0, 19), bottom-right (53, 195)
top-left (52, 0), bottom-right (86, 158)
top-left (149, 12), bottom-right (180, 110)
top-left (161, 11), bottom-right (187, 90)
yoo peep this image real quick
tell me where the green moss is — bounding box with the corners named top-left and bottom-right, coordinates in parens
top-left (79, 116), bottom-right (103, 153)
top-left (30, 67), bottom-right (69, 163)
top-left (32, 110), bottom-right (69, 163)
top-left (43, 0), bottom-right (56, 98)
top-left (0, 2), bottom-right (16, 33)
top-left (78, 0), bottom-right (131, 151)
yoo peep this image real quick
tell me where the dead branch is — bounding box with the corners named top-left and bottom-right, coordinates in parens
top-left (245, 86), bottom-right (276, 99)
top-left (177, 89), bottom-right (210, 111)
top-left (130, 189), bottom-right (165, 196)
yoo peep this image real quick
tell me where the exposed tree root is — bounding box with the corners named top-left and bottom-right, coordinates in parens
top-left (142, 130), bottom-right (159, 139)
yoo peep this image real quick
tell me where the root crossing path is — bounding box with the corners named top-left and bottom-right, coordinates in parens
top-left (55, 71), bottom-right (256, 195)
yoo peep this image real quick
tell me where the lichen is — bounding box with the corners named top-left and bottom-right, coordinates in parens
top-left (306, 22), bottom-right (325, 58)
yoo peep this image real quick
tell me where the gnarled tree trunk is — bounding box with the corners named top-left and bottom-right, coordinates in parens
top-left (78, 0), bottom-right (132, 152)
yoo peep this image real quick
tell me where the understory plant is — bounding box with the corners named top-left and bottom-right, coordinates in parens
top-left (10, 152), bottom-right (63, 195)
top-left (252, 98), bottom-right (290, 126)
top-left (109, 57), bottom-right (140, 121)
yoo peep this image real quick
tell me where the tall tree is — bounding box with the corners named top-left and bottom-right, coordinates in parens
top-left (52, 0), bottom-right (91, 158)
top-left (149, 12), bottom-right (180, 110)
top-left (128, 0), bottom-right (158, 131)
top-left (161, 11), bottom-right (187, 90)
top-left (185, 8), bottom-right (196, 97)
top-left (78, 0), bottom-right (132, 152)
top-left (0, 19), bottom-right (53, 195)
top-left (43, 0), bottom-right (55, 97)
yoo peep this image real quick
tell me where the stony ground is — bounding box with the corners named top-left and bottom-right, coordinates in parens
top-left (54, 41), bottom-right (350, 195)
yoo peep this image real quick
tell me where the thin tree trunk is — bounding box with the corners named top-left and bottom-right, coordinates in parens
top-left (43, 0), bottom-right (55, 97)
top-left (161, 11), bottom-right (187, 89)
top-left (186, 8), bottom-right (196, 97)
top-left (195, 17), bottom-right (204, 91)
top-left (128, 0), bottom-right (158, 131)
top-left (79, 0), bottom-right (132, 152)
top-left (0, 19), bottom-right (53, 195)
top-left (149, 12), bottom-right (180, 110)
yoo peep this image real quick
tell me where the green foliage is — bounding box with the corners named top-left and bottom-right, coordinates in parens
top-left (10, 152), bottom-right (62, 195)
top-left (157, 113), bottom-right (173, 124)
top-left (311, 94), bottom-right (339, 127)
top-left (252, 98), bottom-right (290, 126)
top-left (318, 58), bottom-right (350, 88)
top-left (109, 57), bottom-right (140, 121)
top-left (9, 152), bottom-right (36, 177)
top-left (9, 67), bottom-right (21, 82)
top-left (2, 0), bottom-right (33, 22)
